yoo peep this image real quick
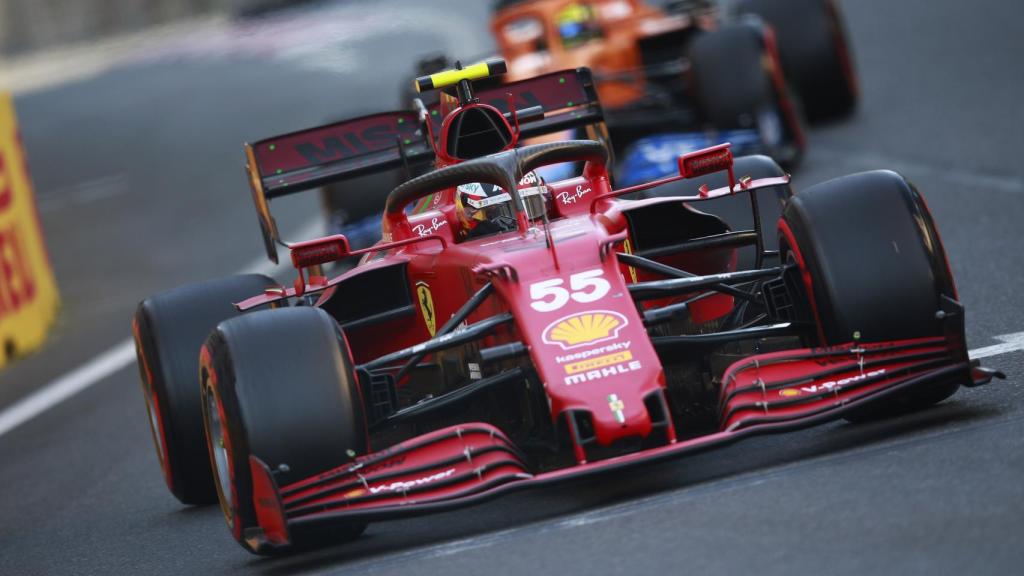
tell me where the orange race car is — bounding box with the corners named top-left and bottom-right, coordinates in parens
top-left (472, 0), bottom-right (857, 183)
top-left (493, 0), bottom-right (856, 117)
top-left (328, 1), bottom-right (858, 246)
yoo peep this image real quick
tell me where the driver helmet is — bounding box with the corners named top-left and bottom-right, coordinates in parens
top-left (455, 171), bottom-right (547, 238)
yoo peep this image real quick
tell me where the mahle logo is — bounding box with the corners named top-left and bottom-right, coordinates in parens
top-left (542, 310), bottom-right (627, 350)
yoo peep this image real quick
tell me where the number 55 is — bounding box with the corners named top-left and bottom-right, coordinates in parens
top-left (529, 269), bottom-right (610, 312)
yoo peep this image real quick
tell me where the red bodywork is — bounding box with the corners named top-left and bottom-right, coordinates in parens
top-left (231, 68), bottom-right (991, 553)
top-left (247, 337), bottom-right (974, 549)
top-left (236, 147), bottom-right (983, 552)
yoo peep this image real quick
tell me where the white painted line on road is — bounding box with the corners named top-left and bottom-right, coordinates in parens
top-left (0, 218), bottom-right (323, 439)
top-left (0, 340), bottom-right (136, 437)
top-left (969, 331), bottom-right (1024, 360)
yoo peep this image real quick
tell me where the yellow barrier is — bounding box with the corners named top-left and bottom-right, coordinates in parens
top-left (0, 93), bottom-right (59, 367)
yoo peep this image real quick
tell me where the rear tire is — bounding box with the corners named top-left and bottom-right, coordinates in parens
top-left (687, 21), bottom-right (805, 167)
top-left (779, 171), bottom-right (962, 420)
top-left (735, 0), bottom-right (859, 122)
top-left (132, 274), bottom-right (277, 505)
top-left (201, 307), bottom-right (368, 554)
top-left (688, 22), bottom-right (770, 130)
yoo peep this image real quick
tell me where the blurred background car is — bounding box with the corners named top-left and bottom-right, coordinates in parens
top-left (486, 0), bottom-right (858, 173)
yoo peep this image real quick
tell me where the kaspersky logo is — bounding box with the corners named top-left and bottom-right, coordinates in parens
top-left (542, 310), bottom-right (628, 350)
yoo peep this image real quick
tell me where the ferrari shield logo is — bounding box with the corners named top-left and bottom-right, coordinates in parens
top-left (416, 282), bottom-right (436, 337)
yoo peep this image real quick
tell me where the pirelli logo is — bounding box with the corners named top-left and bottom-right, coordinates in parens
top-left (564, 351), bottom-right (633, 375)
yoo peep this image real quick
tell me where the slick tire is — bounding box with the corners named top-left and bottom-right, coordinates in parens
top-left (779, 171), bottom-right (962, 421)
top-left (132, 274), bottom-right (278, 505)
top-left (735, 0), bottom-right (859, 122)
top-left (687, 21), bottom-right (805, 166)
top-left (688, 22), bottom-right (772, 130)
top-left (201, 307), bottom-right (368, 554)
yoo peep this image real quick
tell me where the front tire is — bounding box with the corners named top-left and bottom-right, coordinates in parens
top-left (132, 274), bottom-right (277, 505)
top-left (779, 170), bottom-right (963, 420)
top-left (201, 307), bottom-right (368, 554)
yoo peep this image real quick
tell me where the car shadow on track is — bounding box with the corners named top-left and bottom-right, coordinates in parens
top-left (246, 400), bottom-right (1003, 574)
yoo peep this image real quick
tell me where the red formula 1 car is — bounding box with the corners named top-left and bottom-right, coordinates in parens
top-left (133, 62), bottom-right (1001, 555)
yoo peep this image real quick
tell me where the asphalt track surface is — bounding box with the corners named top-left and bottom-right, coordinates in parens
top-left (1, 0), bottom-right (1022, 574)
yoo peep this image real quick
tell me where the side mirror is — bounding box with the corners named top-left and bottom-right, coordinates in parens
top-left (290, 235), bottom-right (352, 269)
top-left (678, 143), bottom-right (735, 189)
top-left (288, 235), bottom-right (351, 296)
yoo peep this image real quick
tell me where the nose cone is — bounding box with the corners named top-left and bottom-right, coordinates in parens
top-left (488, 219), bottom-right (669, 454)
top-left (519, 296), bottom-right (665, 446)
top-left (585, 389), bottom-right (656, 446)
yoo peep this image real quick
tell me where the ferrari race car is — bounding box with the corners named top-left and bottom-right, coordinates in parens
top-left (133, 62), bottom-right (1001, 555)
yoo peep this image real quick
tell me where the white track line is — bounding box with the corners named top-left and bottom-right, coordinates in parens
top-left (0, 218), bottom-right (322, 438)
top-left (969, 332), bottom-right (1024, 360)
top-left (0, 269), bottom-right (1018, 439)
top-left (0, 341), bottom-right (137, 436)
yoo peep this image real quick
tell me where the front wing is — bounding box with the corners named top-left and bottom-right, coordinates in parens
top-left (245, 336), bottom-right (998, 552)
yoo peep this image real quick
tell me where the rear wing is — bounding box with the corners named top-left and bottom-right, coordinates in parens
top-left (247, 111), bottom-right (432, 201)
top-left (245, 68), bottom-right (604, 262)
top-left (473, 67), bottom-right (605, 140)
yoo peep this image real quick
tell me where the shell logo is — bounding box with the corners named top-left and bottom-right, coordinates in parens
top-left (542, 310), bottom-right (628, 350)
